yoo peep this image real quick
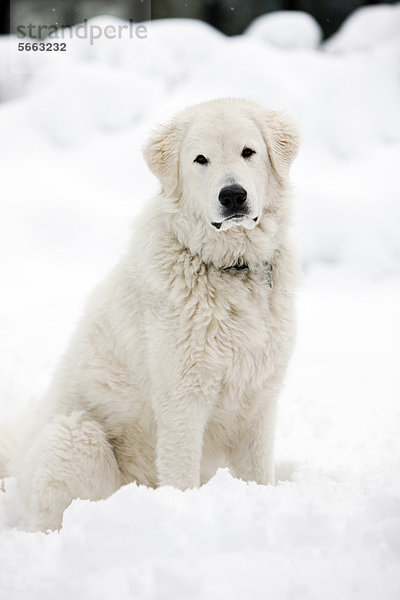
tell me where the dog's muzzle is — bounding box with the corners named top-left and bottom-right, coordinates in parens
top-left (218, 184), bottom-right (248, 216)
top-left (211, 184), bottom-right (258, 229)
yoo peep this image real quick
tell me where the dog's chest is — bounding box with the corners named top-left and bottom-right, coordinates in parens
top-left (179, 269), bottom-right (274, 384)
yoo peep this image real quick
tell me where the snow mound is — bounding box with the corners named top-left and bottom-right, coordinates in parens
top-left (246, 11), bottom-right (322, 49)
top-left (324, 3), bottom-right (400, 53)
top-left (1, 465), bottom-right (400, 600)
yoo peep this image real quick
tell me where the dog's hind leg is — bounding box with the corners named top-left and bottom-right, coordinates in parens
top-left (15, 411), bottom-right (122, 532)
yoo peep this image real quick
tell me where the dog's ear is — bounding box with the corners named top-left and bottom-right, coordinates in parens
top-left (142, 121), bottom-right (181, 196)
top-left (256, 110), bottom-right (300, 181)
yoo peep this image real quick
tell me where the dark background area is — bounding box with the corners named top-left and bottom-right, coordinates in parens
top-left (1, 0), bottom-right (398, 39)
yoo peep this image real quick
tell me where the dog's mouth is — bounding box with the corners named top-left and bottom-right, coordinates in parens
top-left (212, 216), bottom-right (258, 230)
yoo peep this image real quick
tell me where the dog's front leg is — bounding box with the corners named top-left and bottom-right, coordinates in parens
top-left (229, 396), bottom-right (278, 486)
top-left (154, 393), bottom-right (209, 490)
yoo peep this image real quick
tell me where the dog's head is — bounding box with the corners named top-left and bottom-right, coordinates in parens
top-left (143, 98), bottom-right (299, 233)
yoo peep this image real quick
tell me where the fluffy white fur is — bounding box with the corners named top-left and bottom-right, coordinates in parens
top-left (6, 98), bottom-right (300, 531)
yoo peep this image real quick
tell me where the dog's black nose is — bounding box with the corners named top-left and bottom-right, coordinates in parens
top-left (219, 185), bottom-right (247, 212)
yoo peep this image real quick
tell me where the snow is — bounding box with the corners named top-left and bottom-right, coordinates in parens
top-left (1, 4), bottom-right (400, 598)
top-left (246, 11), bottom-right (323, 49)
top-left (324, 3), bottom-right (400, 53)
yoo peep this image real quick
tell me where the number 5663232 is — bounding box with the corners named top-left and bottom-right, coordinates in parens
top-left (18, 42), bottom-right (67, 51)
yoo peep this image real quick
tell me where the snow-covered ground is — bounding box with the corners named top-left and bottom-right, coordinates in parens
top-left (1, 4), bottom-right (400, 598)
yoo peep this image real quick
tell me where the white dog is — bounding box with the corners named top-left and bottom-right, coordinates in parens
top-left (2, 98), bottom-right (300, 531)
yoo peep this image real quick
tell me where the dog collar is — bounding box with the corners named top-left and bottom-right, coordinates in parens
top-left (222, 262), bottom-right (249, 271)
top-left (221, 261), bottom-right (273, 288)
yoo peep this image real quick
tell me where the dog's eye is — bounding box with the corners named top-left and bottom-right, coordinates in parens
top-left (194, 154), bottom-right (208, 165)
top-left (241, 147), bottom-right (255, 158)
